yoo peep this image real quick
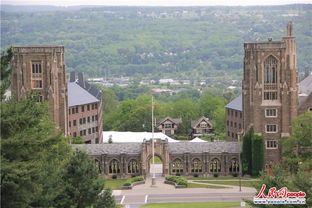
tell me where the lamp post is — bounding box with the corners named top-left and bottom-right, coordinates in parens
top-left (151, 96), bottom-right (156, 186)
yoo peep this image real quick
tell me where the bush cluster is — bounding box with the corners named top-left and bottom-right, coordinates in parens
top-left (123, 176), bottom-right (144, 186)
top-left (165, 176), bottom-right (187, 186)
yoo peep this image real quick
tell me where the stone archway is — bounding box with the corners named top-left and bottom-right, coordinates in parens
top-left (141, 139), bottom-right (170, 177)
top-left (147, 154), bottom-right (164, 177)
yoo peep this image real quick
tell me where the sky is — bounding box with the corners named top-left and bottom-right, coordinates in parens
top-left (2, 0), bottom-right (312, 6)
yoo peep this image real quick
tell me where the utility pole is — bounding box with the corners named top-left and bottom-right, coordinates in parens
top-left (151, 96), bottom-right (156, 186)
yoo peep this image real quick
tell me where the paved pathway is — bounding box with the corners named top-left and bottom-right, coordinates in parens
top-left (112, 175), bottom-right (257, 208)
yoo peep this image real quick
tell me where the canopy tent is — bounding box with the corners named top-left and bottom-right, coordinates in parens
top-left (102, 131), bottom-right (179, 143)
top-left (190, 137), bottom-right (207, 142)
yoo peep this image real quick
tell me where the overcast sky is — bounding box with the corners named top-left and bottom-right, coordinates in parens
top-left (2, 0), bottom-right (312, 6)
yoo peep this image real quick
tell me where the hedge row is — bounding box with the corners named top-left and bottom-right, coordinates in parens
top-left (165, 176), bottom-right (187, 186)
top-left (123, 176), bottom-right (144, 186)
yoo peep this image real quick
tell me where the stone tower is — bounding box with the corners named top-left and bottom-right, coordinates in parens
top-left (242, 22), bottom-right (298, 169)
top-left (11, 46), bottom-right (68, 135)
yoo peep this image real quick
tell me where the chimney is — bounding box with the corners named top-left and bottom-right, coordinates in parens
top-left (69, 71), bottom-right (76, 82)
top-left (78, 72), bottom-right (85, 88)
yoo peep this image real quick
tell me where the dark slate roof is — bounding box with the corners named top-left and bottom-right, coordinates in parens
top-left (298, 74), bottom-right (312, 107)
top-left (68, 82), bottom-right (100, 107)
top-left (156, 117), bottom-right (182, 125)
top-left (72, 143), bottom-right (142, 155)
top-left (225, 94), bottom-right (242, 111)
top-left (168, 142), bottom-right (241, 154)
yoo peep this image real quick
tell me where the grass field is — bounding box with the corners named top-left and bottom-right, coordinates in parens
top-left (193, 180), bottom-right (257, 188)
top-left (105, 179), bottom-right (127, 190)
top-left (187, 183), bottom-right (228, 189)
top-left (140, 201), bottom-right (240, 208)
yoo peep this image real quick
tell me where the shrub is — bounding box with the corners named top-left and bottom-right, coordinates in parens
top-left (165, 176), bottom-right (187, 186)
top-left (175, 173), bottom-right (181, 176)
top-left (213, 173), bottom-right (219, 177)
top-left (123, 176), bottom-right (144, 187)
top-left (232, 173), bottom-right (238, 177)
top-left (112, 175), bottom-right (117, 179)
top-left (123, 182), bottom-right (131, 186)
top-left (193, 174), bottom-right (199, 177)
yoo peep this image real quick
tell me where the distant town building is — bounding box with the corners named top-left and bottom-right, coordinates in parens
top-left (298, 74), bottom-right (312, 115)
top-left (156, 117), bottom-right (182, 136)
top-left (68, 72), bottom-right (103, 144)
top-left (11, 46), bottom-right (68, 135)
top-left (191, 116), bottom-right (214, 138)
top-left (225, 95), bottom-right (243, 141)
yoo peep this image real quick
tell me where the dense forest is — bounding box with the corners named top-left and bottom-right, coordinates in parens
top-left (1, 4), bottom-right (311, 81)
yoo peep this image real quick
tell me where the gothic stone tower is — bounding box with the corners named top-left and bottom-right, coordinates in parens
top-left (11, 46), bottom-right (68, 135)
top-left (243, 22), bottom-right (298, 170)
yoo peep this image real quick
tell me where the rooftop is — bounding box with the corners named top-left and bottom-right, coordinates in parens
top-left (225, 94), bottom-right (242, 111)
top-left (68, 82), bottom-right (99, 107)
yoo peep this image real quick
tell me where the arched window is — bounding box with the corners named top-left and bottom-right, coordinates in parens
top-left (172, 158), bottom-right (183, 173)
top-left (191, 158), bottom-right (202, 173)
top-left (128, 159), bottom-right (139, 174)
top-left (95, 159), bottom-right (101, 173)
top-left (209, 158), bottom-right (221, 172)
top-left (264, 56), bottom-right (278, 84)
top-left (109, 159), bottom-right (120, 174)
top-left (229, 159), bottom-right (239, 173)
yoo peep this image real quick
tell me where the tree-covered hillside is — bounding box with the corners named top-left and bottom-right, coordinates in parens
top-left (1, 5), bottom-right (311, 79)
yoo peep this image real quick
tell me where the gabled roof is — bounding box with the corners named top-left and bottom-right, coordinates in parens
top-left (156, 117), bottom-right (182, 125)
top-left (225, 94), bottom-right (242, 111)
top-left (68, 82), bottom-right (99, 107)
top-left (298, 74), bottom-right (312, 108)
top-left (191, 116), bottom-right (213, 128)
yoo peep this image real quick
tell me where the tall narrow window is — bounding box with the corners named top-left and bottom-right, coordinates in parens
top-left (264, 56), bottom-right (278, 84)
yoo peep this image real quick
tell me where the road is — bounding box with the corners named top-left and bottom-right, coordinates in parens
top-left (113, 167), bottom-right (256, 208)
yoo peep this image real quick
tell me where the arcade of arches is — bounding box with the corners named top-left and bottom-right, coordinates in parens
top-left (74, 139), bottom-right (241, 178)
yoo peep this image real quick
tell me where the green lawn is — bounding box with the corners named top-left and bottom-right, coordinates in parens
top-left (141, 201), bottom-right (240, 208)
top-left (187, 183), bottom-right (228, 189)
top-left (104, 179), bottom-right (127, 190)
top-left (193, 180), bottom-right (257, 188)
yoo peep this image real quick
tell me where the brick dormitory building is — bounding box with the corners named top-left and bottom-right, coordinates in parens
top-left (68, 72), bottom-right (103, 144)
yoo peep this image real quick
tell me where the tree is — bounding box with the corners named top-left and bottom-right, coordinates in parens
top-left (251, 135), bottom-right (264, 176)
top-left (281, 111), bottom-right (312, 174)
top-left (242, 128), bottom-right (253, 175)
top-left (95, 189), bottom-right (117, 208)
top-left (1, 96), bottom-right (71, 208)
top-left (58, 150), bottom-right (106, 208)
top-left (0, 47), bottom-right (13, 101)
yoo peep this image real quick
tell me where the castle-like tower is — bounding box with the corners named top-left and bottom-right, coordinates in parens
top-left (243, 22), bottom-right (298, 169)
top-left (11, 46), bottom-right (68, 135)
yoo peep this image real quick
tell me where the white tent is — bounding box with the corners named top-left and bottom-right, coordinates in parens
top-left (190, 137), bottom-right (207, 142)
top-left (102, 131), bottom-right (179, 143)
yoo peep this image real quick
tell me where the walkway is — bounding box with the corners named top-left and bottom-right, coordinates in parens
top-left (113, 175), bottom-right (257, 208)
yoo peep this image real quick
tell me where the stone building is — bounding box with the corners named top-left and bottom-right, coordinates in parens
top-left (11, 46), bottom-right (68, 135)
top-left (156, 117), bottom-right (182, 136)
top-left (228, 22), bottom-right (312, 170)
top-left (68, 72), bottom-right (103, 144)
top-left (74, 139), bottom-right (241, 178)
top-left (190, 116), bottom-right (214, 138)
top-left (225, 95), bottom-right (243, 141)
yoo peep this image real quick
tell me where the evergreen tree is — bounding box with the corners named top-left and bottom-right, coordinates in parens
top-left (251, 135), bottom-right (264, 176)
top-left (0, 47), bottom-right (13, 101)
top-left (95, 189), bottom-right (117, 208)
top-left (58, 150), bottom-right (107, 208)
top-left (1, 96), bottom-right (71, 208)
top-left (242, 128), bottom-right (253, 175)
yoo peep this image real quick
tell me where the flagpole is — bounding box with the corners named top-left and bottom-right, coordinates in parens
top-left (151, 96), bottom-right (156, 186)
